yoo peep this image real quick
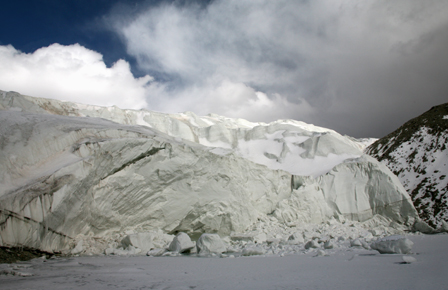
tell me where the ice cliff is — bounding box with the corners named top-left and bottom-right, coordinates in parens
top-left (0, 90), bottom-right (418, 253)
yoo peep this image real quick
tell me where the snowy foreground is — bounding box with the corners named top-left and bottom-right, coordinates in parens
top-left (1, 234), bottom-right (447, 290)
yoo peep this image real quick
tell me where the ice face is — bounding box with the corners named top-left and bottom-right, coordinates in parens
top-left (0, 91), bottom-right (418, 253)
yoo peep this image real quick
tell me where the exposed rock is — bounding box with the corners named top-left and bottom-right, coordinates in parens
top-left (366, 103), bottom-right (448, 228)
top-left (0, 246), bottom-right (51, 263)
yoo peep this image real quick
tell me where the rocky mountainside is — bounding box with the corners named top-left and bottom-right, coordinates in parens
top-left (366, 103), bottom-right (448, 228)
top-left (0, 90), bottom-right (419, 254)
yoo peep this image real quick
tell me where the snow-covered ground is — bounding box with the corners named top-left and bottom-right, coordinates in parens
top-left (1, 234), bottom-right (447, 290)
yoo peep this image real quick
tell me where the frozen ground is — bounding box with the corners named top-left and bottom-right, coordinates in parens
top-left (1, 234), bottom-right (447, 290)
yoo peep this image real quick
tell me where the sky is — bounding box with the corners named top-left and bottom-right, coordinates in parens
top-left (1, 0), bottom-right (447, 138)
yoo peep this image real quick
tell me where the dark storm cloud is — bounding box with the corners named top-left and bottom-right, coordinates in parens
top-left (1, 0), bottom-right (446, 138)
top-left (106, 0), bottom-right (448, 137)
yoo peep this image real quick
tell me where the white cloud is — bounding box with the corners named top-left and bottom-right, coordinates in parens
top-left (145, 79), bottom-right (316, 123)
top-left (111, 0), bottom-right (448, 137)
top-left (0, 42), bottom-right (312, 125)
top-left (2, 1), bottom-right (447, 137)
top-left (0, 43), bottom-right (151, 109)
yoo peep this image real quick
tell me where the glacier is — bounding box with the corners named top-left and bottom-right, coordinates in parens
top-left (0, 90), bottom-right (419, 254)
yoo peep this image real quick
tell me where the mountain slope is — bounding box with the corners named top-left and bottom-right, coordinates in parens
top-left (366, 103), bottom-right (448, 227)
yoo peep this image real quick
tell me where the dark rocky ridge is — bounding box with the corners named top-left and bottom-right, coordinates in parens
top-left (366, 103), bottom-right (448, 228)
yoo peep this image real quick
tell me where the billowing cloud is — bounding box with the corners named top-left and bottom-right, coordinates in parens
top-left (148, 79), bottom-right (316, 123)
top-left (0, 43), bottom-right (151, 109)
top-left (110, 0), bottom-right (448, 137)
top-left (1, 1), bottom-right (447, 137)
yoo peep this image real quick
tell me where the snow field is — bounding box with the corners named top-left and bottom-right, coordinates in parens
top-left (1, 234), bottom-right (447, 290)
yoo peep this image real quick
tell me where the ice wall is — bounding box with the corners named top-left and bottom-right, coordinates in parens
top-left (0, 91), bottom-right (418, 252)
top-left (0, 111), bottom-right (292, 251)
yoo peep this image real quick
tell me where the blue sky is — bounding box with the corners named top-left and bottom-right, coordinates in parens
top-left (1, 0), bottom-right (448, 137)
top-left (1, 0), bottom-right (139, 71)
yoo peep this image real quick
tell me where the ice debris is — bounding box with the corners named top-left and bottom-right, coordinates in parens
top-left (305, 240), bottom-right (320, 249)
top-left (402, 255), bottom-right (417, 264)
top-left (146, 248), bottom-right (167, 257)
top-left (196, 234), bottom-right (227, 254)
top-left (168, 232), bottom-right (195, 253)
top-left (71, 240), bottom-right (84, 255)
top-left (242, 247), bottom-right (265, 256)
top-left (62, 217), bottom-right (427, 260)
top-left (370, 236), bottom-right (413, 254)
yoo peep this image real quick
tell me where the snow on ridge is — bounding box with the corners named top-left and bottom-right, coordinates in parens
top-left (367, 114), bottom-right (448, 228)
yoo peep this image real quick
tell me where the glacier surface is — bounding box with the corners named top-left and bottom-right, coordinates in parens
top-left (0, 90), bottom-right (418, 254)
